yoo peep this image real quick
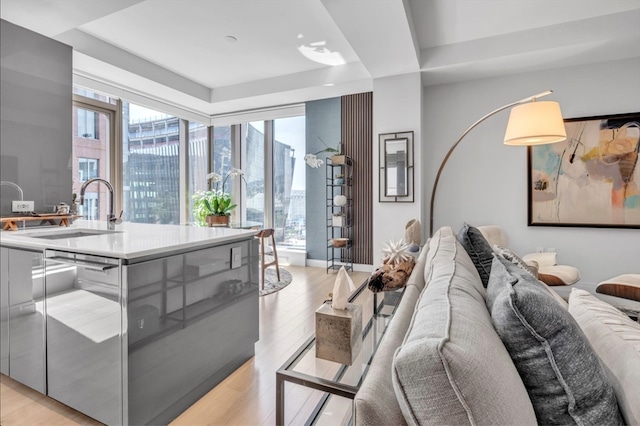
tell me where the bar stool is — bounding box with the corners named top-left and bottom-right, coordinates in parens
top-left (256, 228), bottom-right (280, 290)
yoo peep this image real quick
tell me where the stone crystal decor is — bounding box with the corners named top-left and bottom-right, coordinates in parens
top-left (315, 302), bottom-right (362, 365)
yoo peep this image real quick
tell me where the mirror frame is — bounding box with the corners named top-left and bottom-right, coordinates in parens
top-left (379, 131), bottom-right (414, 203)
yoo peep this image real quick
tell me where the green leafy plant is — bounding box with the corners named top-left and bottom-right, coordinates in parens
top-left (304, 138), bottom-right (342, 168)
top-left (192, 168), bottom-right (245, 226)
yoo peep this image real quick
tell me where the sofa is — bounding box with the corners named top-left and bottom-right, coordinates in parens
top-left (354, 225), bottom-right (639, 426)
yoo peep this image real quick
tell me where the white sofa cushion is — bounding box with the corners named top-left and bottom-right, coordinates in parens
top-left (568, 288), bottom-right (640, 426)
top-left (392, 227), bottom-right (536, 426)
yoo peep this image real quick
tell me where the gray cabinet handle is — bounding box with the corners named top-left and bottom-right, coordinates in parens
top-left (45, 256), bottom-right (117, 271)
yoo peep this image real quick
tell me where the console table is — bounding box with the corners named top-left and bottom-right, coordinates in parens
top-left (276, 283), bottom-right (404, 425)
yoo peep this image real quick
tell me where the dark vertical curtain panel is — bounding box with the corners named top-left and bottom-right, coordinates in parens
top-left (341, 92), bottom-right (373, 265)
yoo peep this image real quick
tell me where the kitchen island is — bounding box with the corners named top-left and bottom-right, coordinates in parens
top-left (0, 221), bottom-right (259, 425)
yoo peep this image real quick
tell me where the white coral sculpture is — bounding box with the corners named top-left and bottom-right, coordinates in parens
top-left (381, 239), bottom-right (412, 266)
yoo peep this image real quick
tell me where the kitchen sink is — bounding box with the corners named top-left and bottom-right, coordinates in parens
top-left (23, 229), bottom-right (122, 239)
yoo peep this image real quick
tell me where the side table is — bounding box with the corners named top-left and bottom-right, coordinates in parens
top-left (275, 284), bottom-right (403, 425)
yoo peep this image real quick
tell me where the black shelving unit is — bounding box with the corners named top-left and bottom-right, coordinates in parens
top-left (326, 156), bottom-right (353, 273)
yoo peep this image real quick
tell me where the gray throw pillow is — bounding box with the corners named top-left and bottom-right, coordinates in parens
top-left (486, 255), bottom-right (624, 426)
top-left (457, 222), bottom-right (493, 287)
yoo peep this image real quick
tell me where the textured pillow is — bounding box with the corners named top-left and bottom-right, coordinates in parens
top-left (393, 227), bottom-right (537, 426)
top-left (569, 288), bottom-right (640, 426)
top-left (486, 255), bottom-right (624, 425)
top-left (493, 245), bottom-right (538, 278)
top-left (457, 222), bottom-right (493, 287)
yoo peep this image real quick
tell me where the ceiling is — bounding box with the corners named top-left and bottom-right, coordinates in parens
top-left (2, 0), bottom-right (639, 117)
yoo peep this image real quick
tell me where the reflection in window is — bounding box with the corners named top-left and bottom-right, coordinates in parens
top-left (189, 121), bottom-right (209, 223)
top-left (274, 116), bottom-right (305, 247)
top-left (78, 192), bottom-right (99, 220)
top-left (123, 103), bottom-right (179, 224)
top-left (77, 109), bottom-right (99, 139)
top-left (78, 158), bottom-right (99, 182)
top-left (212, 126), bottom-right (232, 184)
top-left (243, 122), bottom-right (265, 224)
top-left (72, 101), bottom-right (110, 221)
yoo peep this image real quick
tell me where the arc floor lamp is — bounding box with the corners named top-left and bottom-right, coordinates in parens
top-left (429, 90), bottom-right (567, 236)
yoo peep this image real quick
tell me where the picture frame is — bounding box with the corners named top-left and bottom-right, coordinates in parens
top-left (379, 131), bottom-right (414, 203)
top-left (528, 112), bottom-right (640, 228)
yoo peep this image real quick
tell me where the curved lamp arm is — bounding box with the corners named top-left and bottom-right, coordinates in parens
top-left (428, 90), bottom-right (554, 236)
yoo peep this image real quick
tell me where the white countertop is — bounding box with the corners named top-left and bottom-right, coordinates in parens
top-left (0, 220), bottom-right (258, 260)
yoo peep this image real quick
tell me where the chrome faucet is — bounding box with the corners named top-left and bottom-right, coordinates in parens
top-left (79, 178), bottom-right (121, 230)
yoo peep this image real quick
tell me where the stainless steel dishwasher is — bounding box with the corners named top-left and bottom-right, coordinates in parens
top-left (44, 249), bottom-right (124, 425)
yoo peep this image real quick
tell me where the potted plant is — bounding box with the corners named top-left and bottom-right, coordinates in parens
top-left (304, 139), bottom-right (342, 168)
top-left (192, 168), bottom-right (245, 226)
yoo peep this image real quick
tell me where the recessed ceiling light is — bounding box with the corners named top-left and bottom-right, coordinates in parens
top-left (225, 35), bottom-right (238, 43)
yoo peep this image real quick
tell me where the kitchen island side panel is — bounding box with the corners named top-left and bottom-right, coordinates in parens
top-left (126, 237), bottom-right (259, 425)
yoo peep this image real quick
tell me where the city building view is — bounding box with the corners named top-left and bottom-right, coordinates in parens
top-left (72, 92), bottom-right (306, 248)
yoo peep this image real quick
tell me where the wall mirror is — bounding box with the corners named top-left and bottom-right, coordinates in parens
top-left (379, 131), bottom-right (414, 202)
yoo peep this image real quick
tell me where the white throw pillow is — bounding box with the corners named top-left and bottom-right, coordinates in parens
top-left (568, 288), bottom-right (640, 426)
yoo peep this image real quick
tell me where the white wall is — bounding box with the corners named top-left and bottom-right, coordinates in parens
top-left (424, 57), bottom-right (640, 285)
top-left (373, 73), bottom-right (423, 267)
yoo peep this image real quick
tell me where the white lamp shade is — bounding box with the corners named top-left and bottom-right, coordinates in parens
top-left (503, 101), bottom-right (567, 146)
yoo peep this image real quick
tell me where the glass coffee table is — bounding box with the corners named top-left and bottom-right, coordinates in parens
top-left (275, 282), bottom-right (404, 425)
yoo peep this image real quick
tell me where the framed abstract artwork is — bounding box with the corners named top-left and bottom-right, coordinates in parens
top-left (528, 112), bottom-right (640, 228)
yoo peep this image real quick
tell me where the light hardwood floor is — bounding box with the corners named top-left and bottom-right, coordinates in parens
top-left (0, 265), bottom-right (371, 426)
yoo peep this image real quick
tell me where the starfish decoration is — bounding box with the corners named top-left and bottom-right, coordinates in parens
top-left (381, 239), bottom-right (412, 266)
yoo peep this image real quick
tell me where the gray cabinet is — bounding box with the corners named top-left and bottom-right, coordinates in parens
top-left (44, 250), bottom-right (124, 425)
top-left (0, 247), bottom-right (46, 393)
top-left (125, 238), bottom-right (258, 425)
top-left (0, 248), bottom-right (8, 375)
top-left (1, 236), bottom-right (258, 425)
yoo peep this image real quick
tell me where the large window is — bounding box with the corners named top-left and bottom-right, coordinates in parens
top-left (78, 158), bottom-right (99, 182)
top-left (73, 85), bottom-right (306, 248)
top-left (77, 109), bottom-right (99, 139)
top-left (72, 100), bottom-right (112, 222)
top-left (188, 121), bottom-right (209, 223)
top-left (273, 116), bottom-right (305, 247)
top-left (123, 103), bottom-right (179, 224)
top-left (242, 122), bottom-right (265, 225)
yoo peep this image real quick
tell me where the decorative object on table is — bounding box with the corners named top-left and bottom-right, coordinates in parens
top-left (56, 202), bottom-right (70, 215)
top-left (305, 138), bottom-right (342, 168)
top-left (403, 218), bottom-right (421, 252)
top-left (192, 168), bottom-right (246, 227)
top-left (367, 239), bottom-right (416, 292)
top-left (429, 90), bottom-right (566, 236)
top-left (259, 267), bottom-right (293, 296)
top-left (379, 131), bottom-right (414, 203)
top-left (528, 112), bottom-right (640, 228)
top-left (332, 212), bottom-right (345, 227)
top-left (330, 237), bottom-right (349, 247)
top-left (315, 266), bottom-right (362, 365)
top-left (331, 265), bottom-right (356, 309)
top-left (333, 194), bottom-right (347, 206)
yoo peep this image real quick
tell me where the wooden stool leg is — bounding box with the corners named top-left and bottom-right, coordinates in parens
top-left (260, 237), bottom-right (266, 290)
top-left (271, 234), bottom-right (280, 281)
